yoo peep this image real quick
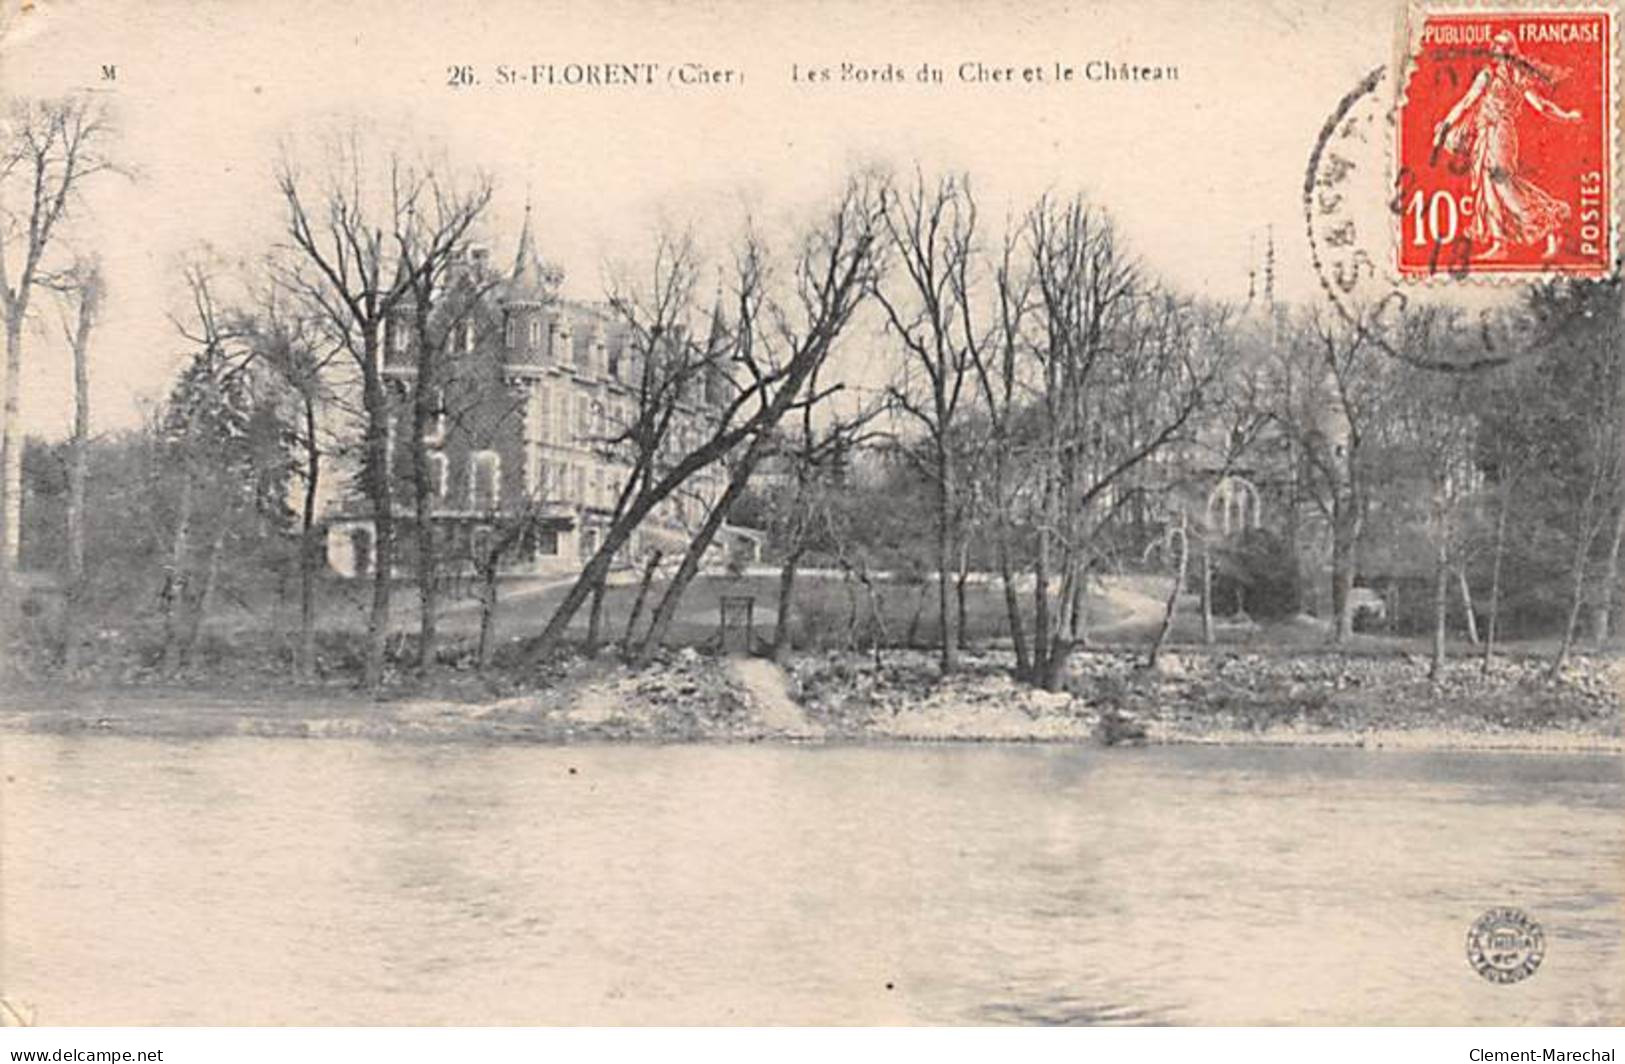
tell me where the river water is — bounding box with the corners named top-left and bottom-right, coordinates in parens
top-left (1, 734), bottom-right (1620, 1025)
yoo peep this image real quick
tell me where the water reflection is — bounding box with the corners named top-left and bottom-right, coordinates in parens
top-left (1, 735), bottom-right (1619, 1024)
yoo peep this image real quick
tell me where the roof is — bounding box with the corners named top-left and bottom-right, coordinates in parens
top-left (504, 202), bottom-right (564, 306)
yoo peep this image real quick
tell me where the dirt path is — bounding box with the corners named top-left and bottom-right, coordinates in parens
top-left (1091, 574), bottom-right (1173, 638)
top-left (727, 657), bottom-right (825, 739)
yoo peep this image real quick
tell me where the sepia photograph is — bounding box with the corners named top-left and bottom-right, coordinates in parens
top-left (0, 0), bottom-right (1621, 1048)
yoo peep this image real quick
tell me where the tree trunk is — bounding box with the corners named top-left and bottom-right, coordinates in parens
top-left (1330, 490), bottom-right (1360, 644)
top-left (1200, 541), bottom-right (1215, 645)
top-left (1147, 523), bottom-right (1188, 670)
top-left (935, 442), bottom-right (958, 674)
top-left (1030, 470), bottom-right (1054, 684)
top-left (476, 561), bottom-right (499, 669)
top-left (1038, 562), bottom-right (1077, 692)
top-left (636, 458), bottom-right (756, 665)
top-left (772, 547), bottom-right (803, 663)
top-left (1429, 533), bottom-right (1449, 681)
top-left (61, 308), bottom-right (92, 670)
top-left (994, 525), bottom-right (1029, 675)
top-left (621, 549), bottom-right (662, 659)
top-left (541, 490), bottom-right (662, 654)
top-left (1482, 476), bottom-right (1512, 675)
top-left (1595, 302), bottom-right (1625, 647)
top-left (1592, 494), bottom-right (1625, 647)
top-left (160, 472), bottom-right (195, 676)
top-left (1, 319), bottom-right (23, 585)
top-left (584, 572), bottom-right (609, 657)
top-left (411, 383), bottom-right (439, 677)
top-left (361, 366), bottom-right (394, 689)
top-left (1456, 566), bottom-right (1479, 646)
top-left (955, 538), bottom-right (970, 652)
top-left (298, 398), bottom-right (320, 679)
top-left (1070, 566), bottom-right (1089, 648)
top-left (181, 517), bottom-right (228, 666)
top-left (1550, 478), bottom-right (1603, 678)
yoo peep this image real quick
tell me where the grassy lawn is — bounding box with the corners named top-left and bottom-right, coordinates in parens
top-left (186, 567), bottom-right (1622, 662)
top-left (237, 568), bottom-right (1135, 651)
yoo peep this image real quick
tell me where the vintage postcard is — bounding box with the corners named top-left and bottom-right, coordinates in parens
top-left (0, 0), bottom-right (1621, 1046)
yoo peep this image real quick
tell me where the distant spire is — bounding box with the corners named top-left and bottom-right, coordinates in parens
top-left (505, 195), bottom-right (562, 303)
top-left (510, 197), bottom-right (537, 281)
top-left (704, 270), bottom-right (729, 354)
top-left (1247, 232), bottom-right (1257, 304)
top-left (1264, 225), bottom-right (1276, 308)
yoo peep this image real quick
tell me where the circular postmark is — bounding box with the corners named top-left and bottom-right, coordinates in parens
top-left (1304, 64), bottom-right (1527, 373)
top-left (1466, 906), bottom-right (1546, 984)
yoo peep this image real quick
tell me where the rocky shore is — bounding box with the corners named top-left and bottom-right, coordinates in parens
top-left (2, 646), bottom-right (1620, 753)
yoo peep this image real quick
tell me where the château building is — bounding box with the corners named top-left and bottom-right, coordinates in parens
top-left (325, 209), bottom-right (734, 579)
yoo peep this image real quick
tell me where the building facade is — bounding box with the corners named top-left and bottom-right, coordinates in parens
top-left (325, 211), bottom-right (730, 579)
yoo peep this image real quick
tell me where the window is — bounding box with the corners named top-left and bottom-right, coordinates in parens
top-left (577, 395), bottom-right (592, 440)
top-left (462, 320), bottom-right (476, 354)
top-left (526, 441), bottom-right (542, 498)
top-left (392, 319), bottom-right (408, 353)
top-left (533, 528), bottom-right (560, 555)
top-left (529, 317), bottom-right (543, 350)
top-left (471, 451), bottom-right (501, 511)
top-left (424, 388), bottom-right (446, 446)
top-left (535, 385), bottom-right (553, 444)
top-left (503, 314), bottom-right (516, 349)
top-left (427, 452), bottom-right (448, 500)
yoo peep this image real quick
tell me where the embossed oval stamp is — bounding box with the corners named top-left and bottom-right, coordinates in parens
top-left (1467, 906), bottom-right (1547, 984)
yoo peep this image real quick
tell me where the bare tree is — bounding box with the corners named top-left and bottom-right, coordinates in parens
top-left (469, 494), bottom-right (549, 670)
top-left (50, 256), bottom-right (102, 668)
top-left (1021, 196), bottom-right (1222, 689)
top-left (630, 183), bottom-right (884, 664)
top-left (763, 378), bottom-right (885, 663)
top-left (396, 176), bottom-right (494, 674)
top-left (275, 131), bottom-right (480, 688)
top-left (579, 230), bottom-right (709, 656)
top-left (874, 171), bottom-right (978, 674)
top-left (531, 175), bottom-right (883, 662)
top-left (964, 225), bottom-right (1037, 672)
top-left (1145, 508), bottom-right (1189, 669)
top-left (160, 260), bottom-right (258, 675)
top-left (251, 287), bottom-right (348, 678)
top-left (1289, 305), bottom-right (1388, 644)
top-left (0, 95), bottom-right (118, 589)
top-left (1388, 315), bottom-right (1480, 681)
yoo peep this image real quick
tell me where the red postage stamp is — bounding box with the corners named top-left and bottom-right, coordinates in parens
top-left (1397, 9), bottom-right (1615, 278)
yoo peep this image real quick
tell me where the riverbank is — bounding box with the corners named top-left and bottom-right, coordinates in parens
top-left (2, 645), bottom-right (1620, 753)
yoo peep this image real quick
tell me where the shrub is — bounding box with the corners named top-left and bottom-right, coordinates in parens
top-left (1211, 527), bottom-right (1302, 621)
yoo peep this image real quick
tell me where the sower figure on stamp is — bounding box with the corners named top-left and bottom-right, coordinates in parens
top-left (1433, 30), bottom-right (1582, 261)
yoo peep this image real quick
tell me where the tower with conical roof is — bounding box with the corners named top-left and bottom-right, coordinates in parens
top-left (701, 278), bottom-right (732, 406)
top-left (500, 201), bottom-right (565, 366)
